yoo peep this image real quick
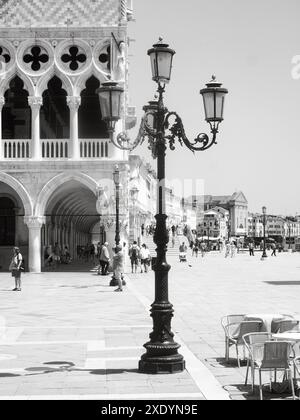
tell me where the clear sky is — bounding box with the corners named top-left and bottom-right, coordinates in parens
top-left (128, 0), bottom-right (300, 215)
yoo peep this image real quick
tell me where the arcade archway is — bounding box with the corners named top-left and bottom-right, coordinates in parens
top-left (42, 179), bottom-right (100, 271)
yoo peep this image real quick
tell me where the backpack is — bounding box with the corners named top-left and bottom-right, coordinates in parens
top-left (131, 247), bottom-right (138, 259)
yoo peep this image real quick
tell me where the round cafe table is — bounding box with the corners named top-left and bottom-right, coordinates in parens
top-left (272, 332), bottom-right (300, 342)
top-left (244, 313), bottom-right (287, 333)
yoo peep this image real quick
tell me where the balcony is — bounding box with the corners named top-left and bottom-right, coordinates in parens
top-left (1, 139), bottom-right (110, 160)
top-left (3, 139), bottom-right (31, 159)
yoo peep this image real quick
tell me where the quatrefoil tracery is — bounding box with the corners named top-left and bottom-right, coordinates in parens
top-left (23, 46), bottom-right (49, 71)
top-left (61, 46), bottom-right (87, 71)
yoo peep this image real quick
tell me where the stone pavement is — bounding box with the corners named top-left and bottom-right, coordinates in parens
top-left (0, 250), bottom-right (300, 400)
top-left (127, 249), bottom-right (300, 400)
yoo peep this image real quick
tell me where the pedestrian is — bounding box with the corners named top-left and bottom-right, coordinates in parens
top-left (113, 245), bottom-right (124, 292)
top-left (192, 243), bottom-right (199, 257)
top-left (249, 242), bottom-right (255, 256)
top-left (200, 241), bottom-right (206, 257)
top-left (99, 242), bottom-right (110, 275)
top-left (129, 241), bottom-right (140, 273)
top-left (53, 242), bottom-right (61, 267)
top-left (171, 225), bottom-right (176, 237)
top-left (230, 242), bottom-right (236, 258)
top-left (225, 241), bottom-right (231, 258)
top-left (171, 235), bottom-right (175, 248)
top-left (141, 223), bottom-right (145, 237)
top-left (271, 242), bottom-right (277, 257)
top-left (9, 247), bottom-right (23, 291)
top-left (140, 244), bottom-right (151, 273)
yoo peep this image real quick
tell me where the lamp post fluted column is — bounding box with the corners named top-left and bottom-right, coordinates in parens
top-left (110, 165), bottom-right (125, 287)
top-left (139, 86), bottom-right (184, 373)
top-left (262, 206), bottom-right (267, 259)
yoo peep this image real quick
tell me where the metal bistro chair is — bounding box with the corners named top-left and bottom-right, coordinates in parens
top-left (272, 319), bottom-right (300, 334)
top-left (250, 341), bottom-right (296, 400)
top-left (221, 315), bottom-right (262, 367)
top-left (243, 332), bottom-right (273, 393)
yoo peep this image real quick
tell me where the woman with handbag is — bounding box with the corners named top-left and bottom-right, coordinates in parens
top-left (9, 247), bottom-right (23, 291)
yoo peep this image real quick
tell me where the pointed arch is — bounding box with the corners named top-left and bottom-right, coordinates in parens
top-left (0, 172), bottom-right (33, 217)
top-left (35, 172), bottom-right (99, 216)
top-left (36, 67), bottom-right (73, 97)
top-left (0, 67), bottom-right (35, 97)
top-left (74, 67), bottom-right (108, 96)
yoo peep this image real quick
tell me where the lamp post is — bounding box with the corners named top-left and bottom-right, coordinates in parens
top-left (110, 164), bottom-right (126, 287)
top-left (130, 186), bottom-right (139, 242)
top-left (97, 38), bottom-right (228, 374)
top-left (96, 185), bottom-right (105, 245)
top-left (207, 225), bottom-right (210, 251)
top-left (288, 221), bottom-right (292, 250)
top-left (227, 217), bottom-right (231, 241)
top-left (262, 206), bottom-right (267, 259)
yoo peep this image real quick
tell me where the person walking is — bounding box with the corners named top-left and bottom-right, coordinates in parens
top-left (9, 247), bottom-right (23, 291)
top-left (129, 241), bottom-right (140, 273)
top-left (249, 241), bottom-right (255, 256)
top-left (225, 241), bottom-right (231, 258)
top-left (113, 245), bottom-right (124, 292)
top-left (230, 241), bottom-right (236, 258)
top-left (140, 244), bottom-right (151, 273)
top-left (200, 241), bottom-right (206, 258)
top-left (99, 242), bottom-right (110, 275)
top-left (192, 242), bottom-right (199, 258)
top-left (271, 242), bottom-right (277, 257)
top-left (53, 242), bottom-right (61, 268)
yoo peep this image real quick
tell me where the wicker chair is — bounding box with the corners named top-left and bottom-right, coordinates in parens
top-left (272, 319), bottom-right (299, 334)
top-left (247, 341), bottom-right (296, 400)
top-left (243, 332), bottom-right (273, 392)
top-left (221, 315), bottom-right (262, 367)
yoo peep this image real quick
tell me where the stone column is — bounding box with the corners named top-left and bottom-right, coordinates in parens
top-left (67, 96), bottom-right (81, 160)
top-left (24, 216), bottom-right (45, 273)
top-left (28, 96), bottom-right (43, 160)
top-left (0, 96), bottom-right (5, 160)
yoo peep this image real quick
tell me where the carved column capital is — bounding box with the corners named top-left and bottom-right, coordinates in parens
top-left (67, 96), bottom-right (81, 110)
top-left (28, 96), bottom-right (43, 109)
top-left (24, 216), bottom-right (45, 229)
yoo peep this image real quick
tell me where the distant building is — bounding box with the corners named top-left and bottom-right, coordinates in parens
top-left (197, 207), bottom-right (228, 242)
top-left (189, 191), bottom-right (248, 238)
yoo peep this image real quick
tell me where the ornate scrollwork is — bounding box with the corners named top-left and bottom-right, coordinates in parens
top-left (109, 114), bottom-right (149, 151)
top-left (164, 111), bottom-right (218, 153)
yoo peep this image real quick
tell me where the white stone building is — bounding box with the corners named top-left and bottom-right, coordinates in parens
top-left (0, 0), bottom-right (135, 272)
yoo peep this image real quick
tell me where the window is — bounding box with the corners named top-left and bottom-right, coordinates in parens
top-left (2, 76), bottom-right (31, 139)
top-left (40, 76), bottom-right (70, 139)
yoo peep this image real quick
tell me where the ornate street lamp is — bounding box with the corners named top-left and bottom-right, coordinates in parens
top-left (98, 38), bottom-right (228, 374)
top-left (130, 186), bottom-right (139, 242)
top-left (96, 185), bottom-right (105, 245)
top-left (110, 164), bottom-right (126, 287)
top-left (262, 206), bottom-right (267, 259)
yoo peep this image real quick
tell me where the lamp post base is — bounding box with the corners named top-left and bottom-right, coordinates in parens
top-left (261, 253), bottom-right (268, 260)
top-left (139, 345), bottom-right (185, 374)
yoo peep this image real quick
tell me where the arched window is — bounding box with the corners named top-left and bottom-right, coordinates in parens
top-left (79, 76), bottom-right (109, 139)
top-left (0, 197), bottom-right (15, 246)
top-left (2, 76), bottom-right (31, 139)
top-left (40, 76), bottom-right (70, 139)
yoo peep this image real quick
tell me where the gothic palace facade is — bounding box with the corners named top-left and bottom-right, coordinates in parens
top-left (0, 0), bottom-right (135, 272)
